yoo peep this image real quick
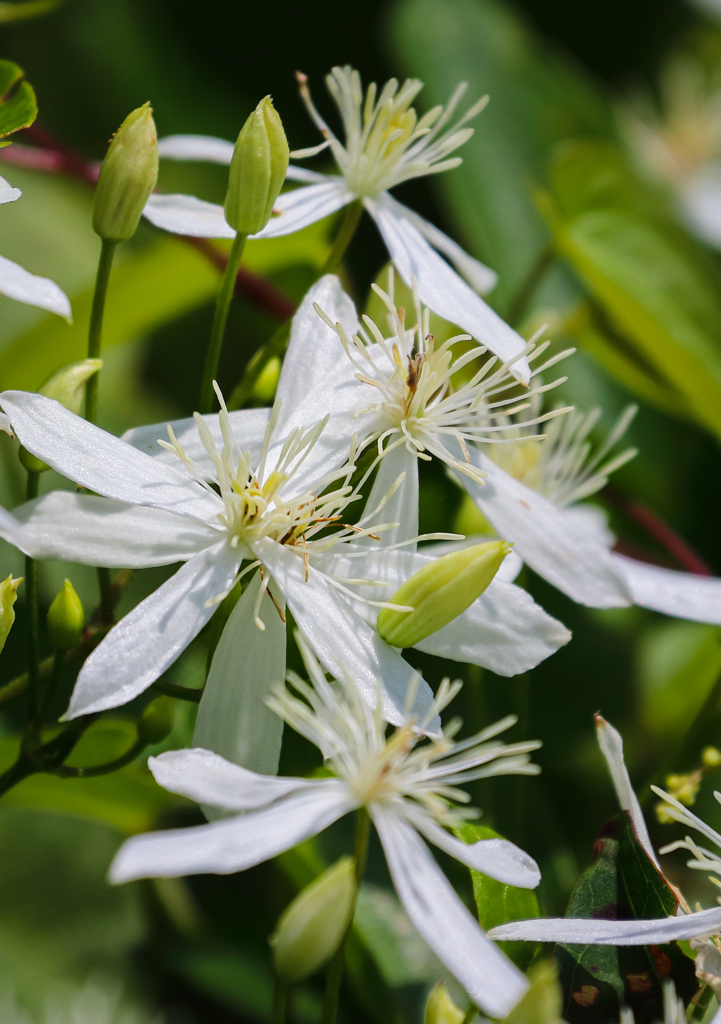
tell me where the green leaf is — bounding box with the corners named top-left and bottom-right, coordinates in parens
top-left (0, 1), bottom-right (60, 23)
top-left (456, 822), bottom-right (540, 971)
top-left (0, 60), bottom-right (36, 139)
top-left (556, 813), bottom-right (697, 1024)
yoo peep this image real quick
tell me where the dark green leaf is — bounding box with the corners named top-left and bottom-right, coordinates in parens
top-left (0, 59), bottom-right (36, 139)
top-left (556, 813), bottom-right (697, 1024)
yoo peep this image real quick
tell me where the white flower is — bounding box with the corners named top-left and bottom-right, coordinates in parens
top-left (142, 66), bottom-right (531, 382)
top-left (0, 276), bottom-right (568, 776)
top-left (0, 174), bottom-right (70, 318)
top-left (109, 640), bottom-right (541, 1018)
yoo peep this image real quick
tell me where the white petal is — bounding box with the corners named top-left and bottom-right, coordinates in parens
top-left (143, 193), bottom-right (235, 238)
top-left (613, 553), bottom-right (721, 624)
top-left (0, 411), bottom-right (11, 436)
top-left (109, 780), bottom-right (354, 883)
top-left (0, 253), bottom-right (71, 318)
top-left (595, 715), bottom-right (659, 868)
top-left (488, 907), bottom-right (721, 945)
top-left (66, 542), bottom-right (240, 718)
top-left (254, 537), bottom-right (438, 730)
top-left (253, 180), bottom-right (354, 239)
top-left (5, 491), bottom-right (219, 566)
top-left (386, 196), bottom-right (497, 294)
top-left (122, 408), bottom-right (271, 480)
top-left (0, 391), bottom-right (222, 523)
top-left (372, 807), bottom-right (529, 1016)
top-left (366, 193), bottom-right (530, 383)
top-left (148, 748), bottom-right (320, 812)
top-left (285, 164), bottom-right (330, 184)
top-left (0, 175), bottom-right (21, 204)
top-left (407, 807), bottom-right (541, 888)
top-left (158, 134), bottom-right (236, 164)
top-left (679, 164), bottom-right (721, 248)
top-left (461, 451), bottom-right (631, 609)
top-left (416, 578), bottom-right (571, 675)
top-left (355, 444), bottom-right (419, 550)
top-left (193, 572), bottom-right (286, 776)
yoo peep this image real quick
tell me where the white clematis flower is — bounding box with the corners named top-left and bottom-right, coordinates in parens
top-left (143, 65), bottom-right (531, 381)
top-left (110, 641), bottom-right (542, 1018)
top-left (0, 277), bottom-right (568, 776)
top-left (0, 174), bottom-right (71, 318)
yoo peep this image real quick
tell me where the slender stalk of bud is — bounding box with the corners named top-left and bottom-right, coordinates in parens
top-left (200, 97), bottom-right (288, 414)
top-left (23, 468), bottom-right (40, 740)
top-left (377, 540), bottom-right (513, 649)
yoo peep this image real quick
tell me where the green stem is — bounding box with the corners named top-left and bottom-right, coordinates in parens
top-left (200, 232), bottom-right (247, 414)
top-left (460, 1002), bottom-right (478, 1024)
top-left (690, 983), bottom-right (713, 1021)
top-left (272, 978), bottom-right (288, 1024)
top-left (97, 566), bottom-right (114, 625)
top-left (321, 200), bottom-right (363, 276)
top-left (24, 469), bottom-right (40, 734)
top-left (152, 678), bottom-right (203, 703)
top-left (505, 243), bottom-right (555, 329)
top-left (55, 736), bottom-right (146, 777)
top-left (38, 649), bottom-right (65, 725)
top-left (0, 713), bottom-right (99, 798)
top-left (321, 808), bottom-right (371, 1024)
top-left (85, 238), bottom-right (117, 425)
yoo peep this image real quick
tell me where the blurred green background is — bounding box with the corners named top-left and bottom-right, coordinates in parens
top-left (2, 0), bottom-right (721, 1021)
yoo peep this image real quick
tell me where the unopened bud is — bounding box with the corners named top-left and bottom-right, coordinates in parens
top-left (19, 445), bottom-right (48, 474)
top-left (425, 983), bottom-right (464, 1024)
top-left (40, 358), bottom-right (103, 415)
top-left (224, 96), bottom-right (289, 235)
top-left (47, 579), bottom-right (84, 650)
top-left (138, 696), bottom-right (174, 745)
top-left (0, 574), bottom-right (22, 654)
top-left (270, 856), bottom-right (356, 983)
top-left (252, 356), bottom-right (281, 402)
top-left (93, 103), bottom-right (158, 241)
top-left (378, 540), bottom-right (512, 649)
top-left (703, 746), bottom-right (721, 768)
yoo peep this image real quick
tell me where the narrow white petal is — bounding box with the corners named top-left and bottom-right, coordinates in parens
top-left (489, 908), bottom-right (721, 945)
top-left (110, 780), bottom-right (354, 883)
top-left (679, 164), bottom-right (721, 249)
top-left (595, 715), bottom-right (659, 867)
top-left (194, 572), bottom-right (287, 776)
top-left (355, 444), bottom-right (419, 550)
top-left (462, 450), bottom-right (631, 609)
top-left (366, 193), bottom-right (530, 383)
top-left (66, 542), bottom-right (240, 718)
top-left (614, 553), bottom-right (721, 624)
top-left (6, 491), bottom-right (219, 566)
top-left (0, 253), bottom-right (71, 318)
top-left (148, 748), bottom-right (320, 812)
top-left (0, 175), bottom-right (21, 204)
top-left (143, 193), bottom-right (235, 238)
top-left (122, 408), bottom-right (271, 479)
top-left (253, 180), bottom-right (354, 239)
top-left (407, 808), bottom-right (541, 888)
top-left (387, 196), bottom-right (498, 294)
top-left (0, 391), bottom-right (222, 523)
top-left (254, 538), bottom-right (438, 730)
top-left (416, 578), bottom-right (571, 675)
top-left (373, 808), bottom-right (529, 1016)
top-left (158, 134), bottom-right (235, 164)
top-left (285, 164), bottom-right (330, 184)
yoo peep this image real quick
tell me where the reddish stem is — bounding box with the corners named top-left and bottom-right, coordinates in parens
top-left (5, 124), bottom-right (296, 322)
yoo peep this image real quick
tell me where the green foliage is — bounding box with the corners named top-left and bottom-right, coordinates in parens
top-left (555, 813), bottom-right (697, 1024)
top-left (0, 59), bottom-right (36, 141)
top-left (0, 1), bottom-right (60, 23)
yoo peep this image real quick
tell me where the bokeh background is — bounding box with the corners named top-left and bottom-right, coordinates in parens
top-left (0, 0), bottom-right (720, 1020)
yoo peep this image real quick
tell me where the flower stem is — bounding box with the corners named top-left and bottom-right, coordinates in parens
top-left (38, 648), bottom-right (65, 725)
top-left (505, 243), bottom-right (555, 329)
top-left (321, 200), bottom-right (363, 276)
top-left (55, 735), bottom-right (146, 777)
top-left (152, 678), bottom-right (203, 703)
top-left (272, 978), bottom-right (288, 1024)
top-left (200, 231), bottom-right (247, 414)
top-left (461, 1002), bottom-right (478, 1024)
top-left (85, 237), bottom-right (117, 425)
top-left (24, 469), bottom-right (40, 735)
top-left (321, 807), bottom-right (370, 1024)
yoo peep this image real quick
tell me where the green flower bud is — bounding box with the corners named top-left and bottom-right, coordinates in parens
top-left (425, 983), bottom-right (464, 1024)
top-left (270, 856), bottom-right (356, 983)
top-left (252, 355), bottom-right (281, 402)
top-left (18, 444), bottom-right (48, 474)
top-left (47, 579), bottom-right (84, 650)
top-left (224, 96), bottom-right (289, 235)
top-left (39, 358), bottom-right (103, 415)
top-left (377, 540), bottom-right (512, 649)
top-left (138, 696), bottom-right (174, 745)
top-left (92, 103), bottom-right (158, 241)
top-left (0, 574), bottom-right (22, 654)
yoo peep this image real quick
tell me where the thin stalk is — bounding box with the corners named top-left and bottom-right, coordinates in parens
top-left (24, 469), bottom-right (40, 735)
top-left (321, 200), bottom-right (363, 275)
top-left (690, 983), bottom-right (713, 1022)
top-left (152, 678), bottom-right (203, 703)
top-left (506, 243), bottom-right (555, 329)
top-left (55, 736), bottom-right (145, 777)
top-left (272, 978), bottom-right (288, 1024)
top-left (321, 808), bottom-right (371, 1024)
top-left (38, 649), bottom-right (65, 725)
top-left (85, 237), bottom-right (117, 424)
top-left (200, 231), bottom-right (247, 414)
top-left (461, 1002), bottom-right (478, 1024)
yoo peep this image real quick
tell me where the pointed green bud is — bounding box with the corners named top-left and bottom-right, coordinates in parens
top-left (377, 540), bottom-right (513, 649)
top-left (224, 96), bottom-right (289, 235)
top-left (40, 358), bottom-right (103, 414)
top-left (425, 983), bottom-right (464, 1024)
top-left (0, 574), bottom-right (22, 654)
top-left (270, 856), bottom-right (356, 983)
top-left (92, 103), bottom-right (158, 241)
top-left (138, 696), bottom-right (174, 745)
top-left (47, 579), bottom-right (84, 650)
top-left (505, 961), bottom-right (565, 1024)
